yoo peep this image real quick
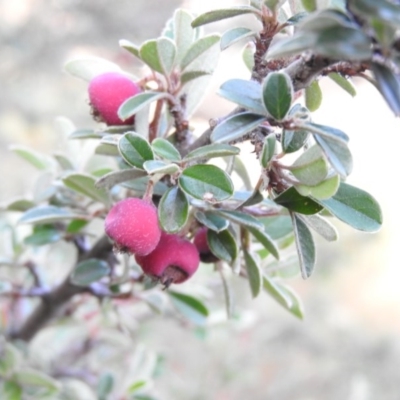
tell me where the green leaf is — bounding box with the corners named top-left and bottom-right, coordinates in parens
top-left (291, 212), bottom-right (316, 279)
top-left (274, 186), bottom-right (323, 215)
top-left (263, 275), bottom-right (304, 319)
top-left (216, 210), bottom-right (264, 230)
top-left (218, 79), bottom-right (265, 113)
top-left (10, 145), bottom-right (53, 170)
top-left (195, 211), bottom-right (229, 232)
top-left (119, 92), bottom-right (167, 121)
top-left (207, 229), bottom-right (238, 263)
top-left (173, 9), bottom-right (196, 64)
top-left (267, 31), bottom-right (316, 59)
top-left (169, 291), bottom-right (209, 326)
top-left (243, 250), bottom-right (262, 298)
top-left (0, 381), bottom-right (22, 400)
top-left (119, 39), bottom-right (141, 59)
top-left (66, 219), bottom-right (88, 234)
top-left (294, 174), bottom-right (340, 200)
top-left (0, 342), bottom-right (21, 376)
top-left (140, 37), bottom-right (176, 75)
top-left (301, 0), bottom-right (316, 11)
top-left (64, 56), bottom-right (123, 81)
top-left (315, 182), bottom-right (382, 232)
top-left (118, 132), bottom-right (154, 169)
top-left (19, 206), bottom-right (87, 225)
top-left (262, 72), bottom-right (293, 120)
top-left (14, 368), bottom-right (60, 393)
top-left (261, 215), bottom-right (293, 240)
top-left (289, 144), bottom-right (328, 186)
top-left (179, 164), bottom-right (234, 201)
top-left (297, 214), bottom-right (338, 242)
top-left (302, 122), bottom-right (352, 177)
top-left (180, 34), bottom-right (220, 70)
top-left (95, 169), bottom-right (147, 190)
top-left (97, 373), bottom-right (114, 400)
top-left (305, 80), bottom-right (322, 111)
top-left (220, 27), bottom-right (254, 50)
top-left (158, 187), bottom-right (189, 233)
top-left (328, 73), bottom-right (356, 97)
top-left (282, 128), bottom-right (309, 154)
top-left (63, 173), bottom-right (111, 205)
top-left (70, 258), bottom-right (111, 286)
top-left (348, 0), bottom-right (400, 27)
top-left (315, 26), bottom-right (372, 60)
top-left (248, 227), bottom-right (280, 259)
top-left (152, 138), bottom-right (181, 161)
top-left (183, 143), bottom-right (240, 162)
top-left (211, 112), bottom-right (266, 143)
top-left (180, 70), bottom-right (211, 85)
top-left (260, 135), bottom-right (276, 168)
top-left (371, 62), bottom-right (400, 116)
top-left (242, 43), bottom-right (255, 71)
top-left (143, 160), bottom-right (180, 175)
top-left (68, 129), bottom-right (102, 140)
top-left (4, 198), bottom-right (35, 212)
top-left (191, 6), bottom-right (257, 27)
top-left (24, 226), bottom-right (62, 246)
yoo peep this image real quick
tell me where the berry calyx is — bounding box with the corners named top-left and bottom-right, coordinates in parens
top-left (193, 227), bottom-right (219, 263)
top-left (104, 198), bottom-right (161, 256)
top-left (136, 233), bottom-right (200, 287)
top-left (88, 72), bottom-right (141, 125)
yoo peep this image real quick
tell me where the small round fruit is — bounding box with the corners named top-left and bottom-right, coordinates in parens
top-left (194, 227), bottom-right (219, 263)
top-left (136, 233), bottom-right (200, 286)
top-left (88, 72), bottom-right (141, 125)
top-left (104, 198), bottom-right (161, 256)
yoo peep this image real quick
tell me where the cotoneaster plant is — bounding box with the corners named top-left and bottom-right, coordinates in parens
top-left (88, 71), bottom-right (141, 125)
top-left (194, 227), bottom-right (219, 264)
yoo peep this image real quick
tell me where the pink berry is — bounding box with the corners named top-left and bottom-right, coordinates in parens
top-left (104, 198), bottom-right (161, 256)
top-left (193, 227), bottom-right (219, 263)
top-left (136, 233), bottom-right (200, 286)
top-left (88, 72), bottom-right (141, 125)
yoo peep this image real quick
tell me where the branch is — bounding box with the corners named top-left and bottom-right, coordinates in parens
top-left (8, 235), bottom-right (113, 342)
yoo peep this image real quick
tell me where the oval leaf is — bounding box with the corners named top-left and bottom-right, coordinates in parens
top-left (183, 143), bottom-right (240, 162)
top-left (152, 138), bottom-right (181, 161)
top-left (244, 250), bottom-right (262, 298)
top-left (315, 182), bottom-right (382, 232)
top-left (70, 259), bottom-right (111, 287)
top-left (291, 212), bottom-right (316, 279)
top-left (179, 164), bottom-right (234, 201)
top-left (118, 92), bottom-right (167, 121)
top-left (262, 72), bottom-right (293, 120)
top-left (118, 132), bottom-right (154, 169)
top-left (274, 186), bottom-right (323, 215)
top-left (143, 160), bottom-right (180, 175)
top-left (169, 291), bottom-right (209, 325)
top-left (211, 112), bottom-right (266, 143)
top-left (207, 229), bottom-right (238, 263)
top-left (180, 34), bottom-right (220, 70)
top-left (18, 206), bottom-right (87, 225)
top-left (248, 226), bottom-right (280, 260)
top-left (195, 211), bottom-right (230, 232)
top-left (216, 210), bottom-right (264, 230)
top-left (63, 173), bottom-right (110, 205)
top-left (260, 135), bottom-right (276, 168)
top-left (10, 145), bottom-right (54, 171)
top-left (220, 27), bottom-right (254, 50)
top-left (95, 169), bottom-right (147, 190)
top-left (328, 72), bottom-right (356, 97)
top-left (191, 6), bottom-right (257, 27)
top-left (140, 37), bottom-right (176, 75)
top-left (218, 79), bottom-right (265, 113)
top-left (305, 80), bottom-right (323, 112)
top-left (158, 187), bottom-right (189, 233)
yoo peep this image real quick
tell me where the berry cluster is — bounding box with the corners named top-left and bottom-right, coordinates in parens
top-left (90, 72), bottom-right (218, 286)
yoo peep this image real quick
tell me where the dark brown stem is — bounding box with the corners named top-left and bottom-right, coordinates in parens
top-left (8, 235), bottom-right (113, 342)
top-left (149, 99), bottom-right (164, 142)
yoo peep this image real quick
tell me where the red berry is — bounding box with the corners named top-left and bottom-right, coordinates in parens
top-left (193, 227), bottom-right (219, 263)
top-left (88, 72), bottom-right (141, 125)
top-left (136, 233), bottom-right (200, 286)
top-left (105, 198), bottom-right (161, 256)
